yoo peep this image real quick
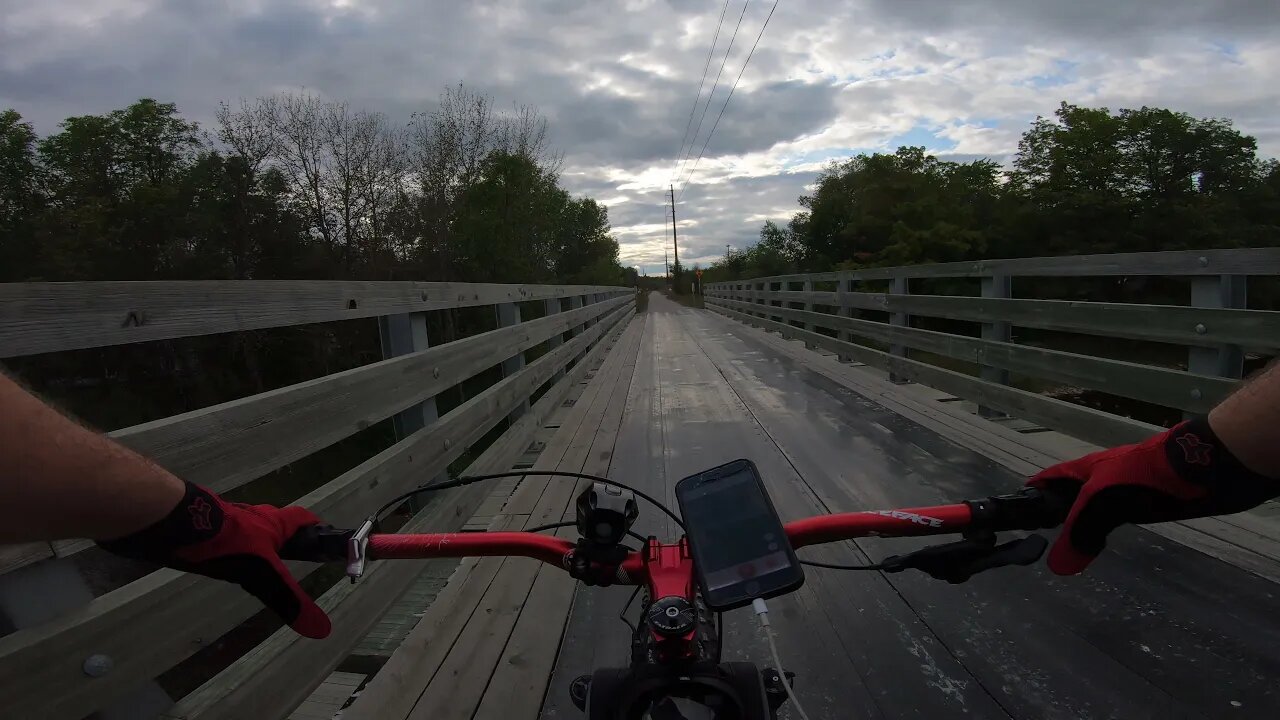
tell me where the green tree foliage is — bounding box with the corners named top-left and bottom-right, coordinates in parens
top-left (702, 103), bottom-right (1279, 286)
top-left (0, 90), bottom-right (627, 286)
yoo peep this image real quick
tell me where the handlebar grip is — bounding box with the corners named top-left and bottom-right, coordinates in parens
top-left (966, 487), bottom-right (1070, 533)
top-left (280, 524), bottom-right (353, 563)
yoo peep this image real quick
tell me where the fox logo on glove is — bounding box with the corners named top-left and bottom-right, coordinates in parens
top-left (188, 497), bottom-right (214, 530)
top-left (1175, 433), bottom-right (1214, 467)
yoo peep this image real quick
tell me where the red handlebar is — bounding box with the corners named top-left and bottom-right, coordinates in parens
top-left (365, 502), bottom-right (976, 584)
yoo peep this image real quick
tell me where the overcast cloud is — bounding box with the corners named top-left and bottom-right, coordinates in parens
top-left (2, 0), bottom-right (1277, 273)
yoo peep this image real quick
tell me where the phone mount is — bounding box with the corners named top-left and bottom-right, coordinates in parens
top-left (575, 482), bottom-right (639, 546)
top-left (567, 483), bottom-right (639, 586)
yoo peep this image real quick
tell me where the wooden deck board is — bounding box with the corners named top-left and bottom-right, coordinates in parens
top-left (345, 317), bottom-right (644, 720)
top-left (712, 308), bottom-right (1280, 582)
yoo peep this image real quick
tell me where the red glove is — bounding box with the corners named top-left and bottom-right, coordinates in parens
top-left (1028, 416), bottom-right (1280, 575)
top-left (99, 481), bottom-right (331, 639)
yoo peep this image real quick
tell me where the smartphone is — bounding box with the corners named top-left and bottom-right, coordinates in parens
top-left (675, 459), bottom-right (804, 610)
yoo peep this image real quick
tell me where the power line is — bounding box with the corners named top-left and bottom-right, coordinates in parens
top-left (678, 0), bottom-right (780, 202)
top-left (674, 0), bottom-right (751, 186)
top-left (670, 0), bottom-right (733, 186)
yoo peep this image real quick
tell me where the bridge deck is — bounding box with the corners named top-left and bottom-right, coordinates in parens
top-left (352, 292), bottom-right (1280, 719)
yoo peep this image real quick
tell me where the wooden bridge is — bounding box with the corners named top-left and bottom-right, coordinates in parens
top-left (1, 248), bottom-right (1279, 719)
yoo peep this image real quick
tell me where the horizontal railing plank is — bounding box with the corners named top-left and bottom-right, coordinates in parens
top-left (112, 295), bottom-right (627, 493)
top-left (36, 295), bottom-right (629, 561)
top-left (0, 542), bottom-right (55, 575)
top-left (707, 248), bottom-right (1280, 285)
top-left (0, 300), bottom-right (634, 720)
top-left (713, 289), bottom-right (1280, 349)
top-left (711, 297), bottom-right (1236, 413)
top-left (707, 299), bottom-right (1160, 447)
top-left (0, 281), bottom-right (627, 358)
top-left (162, 310), bottom-right (634, 720)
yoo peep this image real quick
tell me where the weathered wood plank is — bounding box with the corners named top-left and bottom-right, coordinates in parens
top-left (0, 281), bottom-right (627, 358)
top-left (0, 301), bottom-right (633, 720)
top-left (708, 300), bottom-right (1160, 447)
top-left (712, 296), bottom-right (1237, 413)
top-left (110, 295), bottom-right (629, 494)
top-left (707, 248), bottom-right (1280, 285)
top-left (712, 289), bottom-right (1280, 350)
top-left (40, 295), bottom-right (629, 561)
top-left (345, 319), bottom-right (644, 720)
top-left (712, 308), bottom-right (1280, 587)
top-left (471, 330), bottom-right (640, 720)
top-left (163, 305), bottom-right (636, 720)
top-left (0, 542), bottom-right (55, 576)
top-left (470, 533), bottom-right (578, 720)
top-left (403, 325), bottom-right (641, 720)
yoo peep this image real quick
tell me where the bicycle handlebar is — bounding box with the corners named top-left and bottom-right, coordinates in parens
top-left (330, 488), bottom-right (1069, 585)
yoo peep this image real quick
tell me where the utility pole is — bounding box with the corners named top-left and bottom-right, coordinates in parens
top-left (726, 244), bottom-right (731, 263)
top-left (669, 184), bottom-right (680, 276)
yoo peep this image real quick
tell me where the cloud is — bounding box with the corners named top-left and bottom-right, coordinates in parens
top-left (2, 0), bottom-right (1278, 277)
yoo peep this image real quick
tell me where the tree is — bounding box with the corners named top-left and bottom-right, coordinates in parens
top-left (0, 110), bottom-right (41, 279)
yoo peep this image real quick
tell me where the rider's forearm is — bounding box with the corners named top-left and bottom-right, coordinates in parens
top-left (0, 371), bottom-right (184, 542)
top-left (1209, 359), bottom-right (1280, 479)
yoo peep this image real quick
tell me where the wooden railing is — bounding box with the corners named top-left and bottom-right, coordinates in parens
top-left (0, 280), bottom-right (634, 720)
top-left (706, 249), bottom-right (1280, 448)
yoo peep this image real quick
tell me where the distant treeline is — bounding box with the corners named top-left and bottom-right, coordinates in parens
top-left (698, 103), bottom-right (1280, 287)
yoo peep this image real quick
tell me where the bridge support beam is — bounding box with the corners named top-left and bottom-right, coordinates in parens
top-left (1187, 274), bottom-right (1246, 418)
top-left (379, 311), bottom-right (448, 496)
top-left (837, 273), bottom-right (855, 363)
top-left (978, 273), bottom-right (1011, 417)
top-left (545, 297), bottom-right (564, 384)
top-left (495, 302), bottom-right (529, 422)
top-left (378, 312), bottom-right (441, 438)
top-left (889, 275), bottom-right (910, 384)
top-left (802, 279), bottom-right (817, 349)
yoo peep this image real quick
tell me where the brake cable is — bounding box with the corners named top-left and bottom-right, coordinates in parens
top-left (798, 558), bottom-right (884, 571)
top-left (524, 520), bottom-right (649, 545)
top-left (372, 471), bottom-right (685, 530)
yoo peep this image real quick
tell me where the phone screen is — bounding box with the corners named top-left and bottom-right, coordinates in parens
top-left (676, 459), bottom-right (803, 609)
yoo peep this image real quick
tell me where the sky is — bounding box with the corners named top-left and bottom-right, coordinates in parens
top-left (2, 1), bottom-right (1278, 275)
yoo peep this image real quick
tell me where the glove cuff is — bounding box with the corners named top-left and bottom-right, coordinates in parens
top-left (98, 481), bottom-right (224, 561)
top-left (1165, 416), bottom-right (1280, 510)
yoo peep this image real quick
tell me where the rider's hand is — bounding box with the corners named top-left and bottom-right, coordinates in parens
top-left (1028, 416), bottom-right (1280, 575)
top-left (98, 481), bottom-right (331, 638)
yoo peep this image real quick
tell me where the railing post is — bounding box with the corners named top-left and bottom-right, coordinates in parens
top-left (978, 273), bottom-right (1011, 417)
top-left (1187, 274), bottom-right (1246, 416)
top-left (545, 297), bottom-right (564, 383)
top-left (781, 281), bottom-right (799, 339)
top-left (889, 274), bottom-right (909, 384)
top-left (495, 302), bottom-right (529, 422)
top-left (567, 295), bottom-right (585, 337)
top-left (801, 278), bottom-right (816, 349)
top-left (837, 273), bottom-right (854, 363)
top-left (756, 282), bottom-right (766, 322)
top-left (378, 312), bottom-right (440, 436)
top-left (379, 312), bottom-right (448, 497)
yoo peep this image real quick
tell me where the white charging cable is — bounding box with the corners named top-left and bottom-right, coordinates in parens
top-left (752, 598), bottom-right (812, 720)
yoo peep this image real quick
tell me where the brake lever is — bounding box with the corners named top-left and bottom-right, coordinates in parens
top-left (278, 519), bottom-right (372, 585)
top-left (881, 534), bottom-right (1049, 584)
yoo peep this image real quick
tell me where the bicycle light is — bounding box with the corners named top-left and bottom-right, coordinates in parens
top-left (576, 482), bottom-right (639, 545)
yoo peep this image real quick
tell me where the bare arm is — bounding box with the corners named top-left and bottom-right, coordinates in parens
top-left (0, 371), bottom-right (183, 542)
top-left (1210, 359), bottom-right (1280, 479)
